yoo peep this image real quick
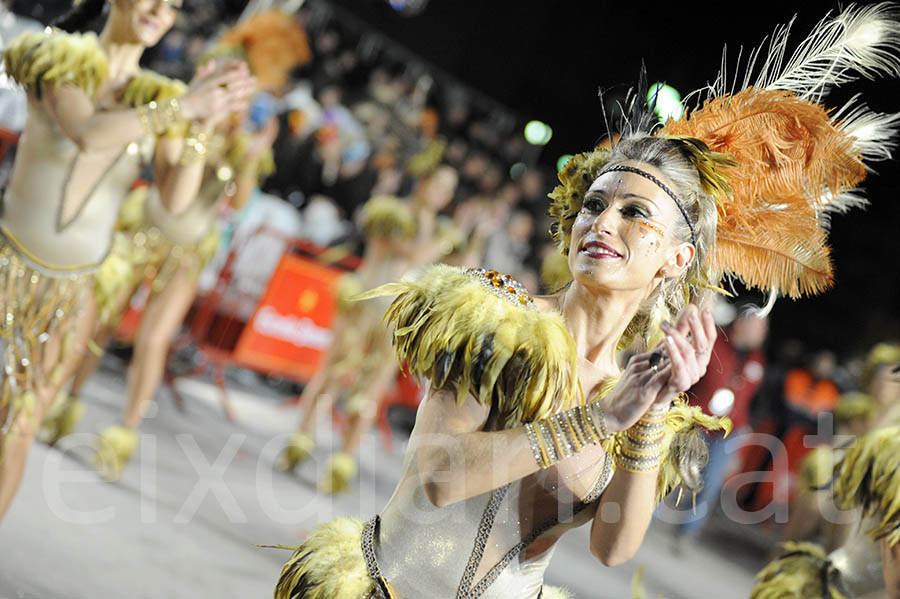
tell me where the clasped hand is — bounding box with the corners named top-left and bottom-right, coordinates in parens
top-left (601, 304), bottom-right (716, 432)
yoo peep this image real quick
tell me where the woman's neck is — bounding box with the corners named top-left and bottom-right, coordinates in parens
top-left (557, 281), bottom-right (646, 373)
top-left (98, 27), bottom-right (144, 86)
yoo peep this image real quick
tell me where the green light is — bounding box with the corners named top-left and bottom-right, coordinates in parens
top-left (509, 162), bottom-right (526, 180)
top-left (647, 82), bottom-right (683, 122)
top-left (524, 120), bottom-right (552, 145)
top-left (556, 154), bottom-right (573, 172)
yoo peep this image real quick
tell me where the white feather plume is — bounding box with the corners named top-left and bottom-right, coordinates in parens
top-left (755, 3), bottom-right (900, 99)
top-left (833, 96), bottom-right (900, 162)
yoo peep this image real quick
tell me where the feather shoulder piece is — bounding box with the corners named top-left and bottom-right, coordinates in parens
top-left (751, 541), bottom-right (848, 599)
top-left (834, 425), bottom-right (900, 547)
top-left (356, 264), bottom-right (579, 428)
top-left (2, 29), bottom-right (108, 98)
top-left (122, 70), bottom-right (187, 107)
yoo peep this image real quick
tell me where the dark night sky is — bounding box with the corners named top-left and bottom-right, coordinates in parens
top-left (332, 0), bottom-right (900, 359)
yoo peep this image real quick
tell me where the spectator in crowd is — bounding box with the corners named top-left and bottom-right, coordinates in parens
top-left (673, 306), bottom-right (768, 542)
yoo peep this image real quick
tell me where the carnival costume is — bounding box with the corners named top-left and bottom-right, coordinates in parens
top-left (279, 195), bottom-right (416, 485)
top-left (91, 131), bottom-right (274, 478)
top-left (0, 29), bottom-right (184, 430)
top-left (752, 425), bottom-right (900, 599)
top-left (39, 8), bottom-right (299, 472)
top-left (275, 4), bottom-right (900, 597)
top-left (755, 340), bottom-right (900, 598)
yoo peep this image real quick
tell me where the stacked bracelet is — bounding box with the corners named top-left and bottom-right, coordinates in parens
top-left (179, 124), bottom-right (211, 165)
top-left (615, 406), bottom-right (667, 473)
top-left (526, 403), bottom-right (610, 470)
top-left (136, 97), bottom-right (183, 136)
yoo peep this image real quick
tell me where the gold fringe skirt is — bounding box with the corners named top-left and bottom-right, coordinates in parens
top-left (329, 291), bottom-right (396, 415)
top-left (0, 239), bottom-right (92, 427)
top-left (94, 187), bottom-right (221, 328)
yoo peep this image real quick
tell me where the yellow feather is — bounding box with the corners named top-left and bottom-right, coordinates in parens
top-left (273, 517), bottom-right (374, 599)
top-left (834, 425), bottom-right (900, 547)
top-left (2, 30), bottom-right (109, 98)
top-left (751, 541), bottom-right (846, 599)
top-left (359, 264), bottom-right (579, 428)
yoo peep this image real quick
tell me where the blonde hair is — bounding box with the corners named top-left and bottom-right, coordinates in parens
top-left (861, 342), bottom-right (900, 393)
top-left (548, 134), bottom-right (735, 350)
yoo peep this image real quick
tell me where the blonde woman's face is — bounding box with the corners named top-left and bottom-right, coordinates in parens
top-left (871, 362), bottom-right (900, 410)
top-left (568, 160), bottom-right (694, 295)
top-left (423, 168), bottom-right (458, 211)
top-left (110, 0), bottom-right (179, 47)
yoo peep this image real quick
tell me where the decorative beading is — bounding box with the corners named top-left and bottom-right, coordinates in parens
top-left (466, 268), bottom-right (534, 309)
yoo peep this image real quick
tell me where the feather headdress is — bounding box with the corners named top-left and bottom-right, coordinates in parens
top-left (669, 2), bottom-right (900, 300)
top-left (205, 9), bottom-right (311, 93)
top-left (550, 3), bottom-right (900, 305)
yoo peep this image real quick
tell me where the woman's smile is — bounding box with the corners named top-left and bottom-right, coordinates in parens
top-left (579, 238), bottom-right (623, 260)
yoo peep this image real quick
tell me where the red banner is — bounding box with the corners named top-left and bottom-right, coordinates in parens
top-left (233, 253), bottom-right (344, 382)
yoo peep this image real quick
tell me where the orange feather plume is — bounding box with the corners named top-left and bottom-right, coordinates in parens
top-left (661, 86), bottom-right (867, 297)
top-left (220, 10), bottom-right (311, 94)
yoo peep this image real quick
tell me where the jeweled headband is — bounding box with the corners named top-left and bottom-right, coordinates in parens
top-left (598, 164), bottom-right (697, 247)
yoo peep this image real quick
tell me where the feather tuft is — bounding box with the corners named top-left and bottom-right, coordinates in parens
top-left (754, 3), bottom-right (900, 100)
top-left (273, 518), bottom-right (373, 599)
top-left (833, 425), bottom-right (900, 547)
top-left (751, 541), bottom-right (848, 599)
top-left (359, 264), bottom-right (580, 428)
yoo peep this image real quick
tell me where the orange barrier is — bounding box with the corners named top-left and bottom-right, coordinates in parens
top-left (160, 226), bottom-right (363, 420)
top-left (233, 252), bottom-right (343, 381)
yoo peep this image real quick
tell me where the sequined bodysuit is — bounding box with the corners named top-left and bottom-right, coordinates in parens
top-left (371, 401), bottom-right (613, 599)
top-left (831, 518), bottom-right (888, 598)
top-left (1, 99), bottom-right (151, 272)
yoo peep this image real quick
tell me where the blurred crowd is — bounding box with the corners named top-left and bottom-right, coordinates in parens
top-left (130, 0), bottom-right (556, 293)
top-left (671, 300), bottom-right (900, 551)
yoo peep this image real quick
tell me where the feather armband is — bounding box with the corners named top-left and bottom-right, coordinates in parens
top-left (356, 264), bottom-right (579, 429)
top-left (2, 30), bottom-right (109, 98)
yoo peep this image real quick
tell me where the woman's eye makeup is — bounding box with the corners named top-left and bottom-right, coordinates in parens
top-left (582, 194), bottom-right (652, 220)
top-left (582, 196), bottom-right (607, 212)
top-left (638, 218), bottom-right (667, 238)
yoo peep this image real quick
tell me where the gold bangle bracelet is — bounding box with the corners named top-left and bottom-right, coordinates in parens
top-left (525, 403), bottom-right (613, 470)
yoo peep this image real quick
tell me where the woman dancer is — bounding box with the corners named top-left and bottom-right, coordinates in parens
top-left (752, 423), bottom-right (900, 599)
top-left (316, 165), bottom-right (460, 494)
top-left (279, 165), bottom-right (458, 494)
top-left (39, 10), bottom-right (306, 478)
top-left (0, 0), bottom-right (253, 519)
top-left (273, 4), bottom-right (900, 597)
top-left (277, 194), bottom-right (418, 479)
top-left (99, 116), bottom-right (276, 479)
top-left (752, 345), bottom-right (900, 599)
top-left (783, 342), bottom-right (900, 549)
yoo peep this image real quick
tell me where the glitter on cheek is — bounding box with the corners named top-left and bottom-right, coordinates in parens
top-left (638, 218), bottom-right (667, 239)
